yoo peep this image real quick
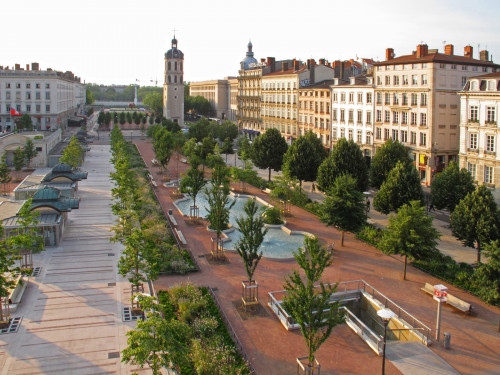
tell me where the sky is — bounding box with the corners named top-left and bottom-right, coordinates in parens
top-left (4, 0), bottom-right (500, 86)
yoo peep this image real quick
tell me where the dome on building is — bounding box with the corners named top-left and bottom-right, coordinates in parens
top-left (165, 36), bottom-right (184, 59)
top-left (241, 40), bottom-right (258, 70)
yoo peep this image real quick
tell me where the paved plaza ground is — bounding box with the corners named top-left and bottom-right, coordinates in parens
top-left (134, 139), bottom-right (500, 375)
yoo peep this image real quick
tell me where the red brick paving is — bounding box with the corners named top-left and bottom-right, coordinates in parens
top-left (135, 140), bottom-right (500, 375)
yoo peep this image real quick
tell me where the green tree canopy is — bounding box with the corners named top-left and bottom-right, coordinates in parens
top-left (60, 136), bottom-right (84, 168)
top-left (470, 240), bottom-right (500, 304)
top-left (317, 138), bottom-right (369, 193)
top-left (188, 118), bottom-right (211, 142)
top-left (143, 92), bottom-right (163, 117)
top-left (0, 223), bottom-right (18, 321)
top-left (0, 153), bottom-right (12, 193)
top-left (370, 139), bottom-right (412, 188)
top-left (13, 147), bottom-right (25, 171)
top-left (221, 137), bottom-right (234, 162)
top-left (320, 174), bottom-right (366, 246)
top-left (282, 131), bottom-right (327, 187)
top-left (179, 163), bottom-right (206, 213)
top-left (283, 236), bottom-right (345, 367)
top-left (378, 200), bottom-right (440, 280)
top-left (24, 138), bottom-right (38, 169)
top-left (18, 114), bottom-right (33, 131)
top-left (251, 128), bottom-right (288, 181)
top-left (430, 161), bottom-right (475, 212)
top-left (374, 161), bottom-right (424, 214)
top-left (450, 185), bottom-right (499, 264)
top-left (86, 88), bottom-right (95, 105)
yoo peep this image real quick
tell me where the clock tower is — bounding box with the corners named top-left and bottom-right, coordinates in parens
top-left (163, 35), bottom-right (184, 125)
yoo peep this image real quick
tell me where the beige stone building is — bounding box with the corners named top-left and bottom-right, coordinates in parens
top-left (163, 36), bottom-right (184, 125)
top-left (459, 72), bottom-right (500, 188)
top-left (228, 77), bottom-right (238, 122)
top-left (189, 79), bottom-right (233, 120)
top-left (373, 43), bottom-right (498, 185)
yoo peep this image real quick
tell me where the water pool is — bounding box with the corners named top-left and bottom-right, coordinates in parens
top-left (173, 192), bottom-right (312, 259)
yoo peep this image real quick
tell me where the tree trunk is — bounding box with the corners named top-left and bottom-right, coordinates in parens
top-left (341, 231), bottom-right (345, 246)
top-left (268, 167), bottom-right (271, 182)
top-left (403, 255), bottom-right (407, 280)
top-left (476, 241), bottom-right (481, 264)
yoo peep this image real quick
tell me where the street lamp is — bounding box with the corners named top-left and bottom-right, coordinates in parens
top-left (433, 284), bottom-right (448, 341)
top-left (377, 308), bottom-right (396, 375)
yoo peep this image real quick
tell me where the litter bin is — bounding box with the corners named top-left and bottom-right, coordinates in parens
top-left (168, 209), bottom-right (173, 216)
top-left (443, 332), bottom-right (451, 349)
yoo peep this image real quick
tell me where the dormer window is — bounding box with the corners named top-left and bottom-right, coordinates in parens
top-left (471, 81), bottom-right (478, 90)
top-left (488, 81), bottom-right (495, 90)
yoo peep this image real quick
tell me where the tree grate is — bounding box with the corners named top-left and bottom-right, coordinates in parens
top-left (122, 307), bottom-right (140, 322)
top-left (108, 352), bottom-right (120, 359)
top-left (107, 253), bottom-right (114, 257)
top-left (108, 282), bottom-right (116, 287)
top-left (32, 267), bottom-right (42, 277)
top-left (0, 317), bottom-right (22, 335)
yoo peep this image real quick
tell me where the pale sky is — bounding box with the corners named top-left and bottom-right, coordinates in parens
top-left (4, 0), bottom-right (500, 86)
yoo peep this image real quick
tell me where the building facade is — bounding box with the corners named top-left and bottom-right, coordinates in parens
top-left (163, 36), bottom-right (184, 125)
top-left (228, 77), bottom-right (238, 122)
top-left (189, 79), bottom-right (231, 120)
top-left (0, 63), bottom-right (85, 132)
top-left (459, 72), bottom-right (500, 188)
top-left (373, 44), bottom-right (499, 185)
top-left (330, 75), bottom-right (375, 157)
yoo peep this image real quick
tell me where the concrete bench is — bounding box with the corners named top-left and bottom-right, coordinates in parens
top-left (151, 180), bottom-right (157, 187)
top-left (421, 283), bottom-right (473, 314)
top-left (175, 229), bottom-right (187, 245)
top-left (421, 282), bottom-right (435, 296)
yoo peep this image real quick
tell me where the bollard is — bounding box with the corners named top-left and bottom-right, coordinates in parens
top-left (443, 332), bottom-right (451, 349)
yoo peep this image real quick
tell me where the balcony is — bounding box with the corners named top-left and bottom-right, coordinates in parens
top-left (467, 148), bottom-right (479, 153)
top-left (484, 150), bottom-right (496, 156)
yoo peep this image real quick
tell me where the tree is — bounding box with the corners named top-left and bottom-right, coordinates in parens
top-left (143, 92), bottom-right (163, 117)
top-left (370, 139), bottom-right (412, 189)
top-left (251, 128), bottom-right (288, 181)
top-left (19, 114), bottom-right (33, 131)
top-left (373, 161), bottom-right (424, 214)
top-left (86, 88), bottom-right (95, 105)
top-left (450, 185), bottom-right (499, 264)
top-left (0, 153), bottom-right (12, 194)
top-left (320, 174), bottom-right (366, 246)
top-left (13, 147), bottom-right (25, 171)
top-left (0, 224), bottom-right (19, 321)
top-left (24, 139), bottom-right (38, 169)
top-left (221, 137), bottom-right (234, 163)
top-left (122, 295), bottom-right (191, 375)
top-left (60, 136), bottom-right (84, 168)
top-left (235, 199), bottom-right (268, 283)
top-left (217, 121), bottom-right (239, 141)
top-left (179, 163), bottom-right (206, 216)
top-left (283, 236), bottom-right (345, 368)
top-left (379, 201), bottom-right (440, 280)
top-left (152, 127), bottom-right (174, 175)
top-left (470, 240), bottom-right (500, 304)
top-left (317, 138), bottom-right (369, 193)
top-left (205, 164), bottom-right (235, 259)
top-left (119, 112), bottom-right (126, 125)
top-left (430, 161), bottom-right (475, 212)
top-left (188, 118), bottom-right (211, 142)
top-left (104, 112), bottom-right (112, 126)
top-left (97, 111), bottom-right (105, 125)
top-left (282, 131), bottom-right (327, 187)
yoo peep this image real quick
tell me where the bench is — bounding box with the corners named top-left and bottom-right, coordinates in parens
top-left (421, 283), bottom-right (473, 315)
top-left (181, 158), bottom-right (188, 164)
top-left (175, 229), bottom-right (187, 245)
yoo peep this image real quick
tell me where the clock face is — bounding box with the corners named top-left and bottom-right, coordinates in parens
top-left (173, 51), bottom-right (178, 58)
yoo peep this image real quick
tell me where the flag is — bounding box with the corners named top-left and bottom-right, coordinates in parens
top-left (10, 108), bottom-right (22, 116)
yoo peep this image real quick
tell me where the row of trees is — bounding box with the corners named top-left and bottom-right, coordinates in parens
top-left (87, 84), bottom-right (162, 102)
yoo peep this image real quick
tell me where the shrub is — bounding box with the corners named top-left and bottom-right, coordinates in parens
top-left (263, 207), bottom-right (283, 225)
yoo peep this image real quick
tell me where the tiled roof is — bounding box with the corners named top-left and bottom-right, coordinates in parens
top-left (467, 71), bottom-right (500, 79)
top-left (298, 80), bottom-right (335, 90)
top-left (374, 52), bottom-right (499, 67)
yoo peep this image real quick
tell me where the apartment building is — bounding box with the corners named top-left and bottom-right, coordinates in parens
top-left (228, 77), bottom-right (238, 122)
top-left (0, 63), bottom-right (85, 132)
top-left (189, 79), bottom-right (231, 120)
top-left (330, 75), bottom-right (375, 158)
top-left (298, 79), bottom-right (333, 149)
top-left (373, 44), bottom-right (499, 185)
top-left (459, 72), bottom-right (500, 188)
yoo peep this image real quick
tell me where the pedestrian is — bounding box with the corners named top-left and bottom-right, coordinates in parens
top-left (366, 199), bottom-right (370, 214)
top-left (312, 183), bottom-right (316, 192)
top-left (429, 203), bottom-right (435, 211)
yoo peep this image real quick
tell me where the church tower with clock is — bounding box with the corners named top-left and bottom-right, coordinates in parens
top-left (163, 35), bottom-right (184, 124)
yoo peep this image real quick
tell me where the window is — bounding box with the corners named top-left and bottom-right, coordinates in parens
top-left (376, 93), bottom-right (382, 104)
top-left (36, 147), bottom-right (42, 152)
top-left (5, 92), bottom-right (10, 100)
top-left (402, 75), bottom-right (408, 85)
top-left (26, 92), bottom-right (31, 100)
top-left (468, 163), bottom-right (476, 179)
top-left (332, 128), bottom-right (338, 140)
top-left (421, 75), bottom-right (428, 85)
top-left (366, 133), bottom-right (371, 145)
top-left (36, 92), bottom-right (40, 100)
top-left (340, 128), bottom-right (345, 138)
top-left (340, 92), bottom-right (346, 102)
top-left (357, 110), bottom-right (363, 123)
top-left (333, 93), bottom-right (338, 102)
top-left (411, 112), bottom-right (417, 125)
top-left (16, 92), bottom-right (21, 100)
top-left (348, 109), bottom-right (354, 122)
top-left (412, 75), bottom-right (418, 85)
top-left (462, 76), bottom-right (468, 87)
top-left (326, 103), bottom-right (330, 113)
top-left (385, 93), bottom-right (390, 105)
top-left (366, 93), bottom-right (372, 103)
top-left (411, 93), bottom-right (418, 106)
top-left (26, 105), bottom-right (31, 112)
top-left (357, 130), bottom-right (362, 143)
top-left (392, 129), bottom-right (399, 141)
top-left (420, 93), bottom-right (427, 106)
top-left (348, 129), bottom-right (353, 140)
top-left (333, 109), bottom-right (337, 121)
top-left (376, 110), bottom-right (382, 122)
top-left (470, 106), bottom-right (478, 121)
top-left (385, 76), bottom-right (390, 85)
top-left (376, 127), bottom-right (381, 139)
top-left (469, 133), bottom-right (478, 149)
top-left (384, 128), bottom-right (390, 140)
top-left (366, 111), bottom-right (372, 124)
top-left (420, 113), bottom-right (427, 126)
top-left (393, 93), bottom-right (399, 105)
top-left (358, 93), bottom-right (363, 103)
top-left (45, 83), bottom-right (50, 89)
top-left (36, 83), bottom-right (40, 89)
top-left (45, 104), bottom-right (50, 112)
top-left (340, 109), bottom-right (345, 122)
top-left (5, 104), bottom-right (11, 112)
top-left (410, 131), bottom-right (417, 145)
top-left (401, 130), bottom-right (408, 143)
top-left (486, 106), bottom-right (496, 123)
top-left (6, 83), bottom-right (11, 88)
top-left (420, 132), bottom-right (427, 146)
top-left (482, 67), bottom-right (488, 72)
top-left (377, 76), bottom-right (382, 85)
top-left (451, 65), bottom-right (457, 70)
top-left (16, 83), bottom-right (21, 88)
top-left (402, 112), bottom-right (408, 124)
top-left (393, 111), bottom-right (399, 124)
top-left (486, 135), bottom-right (495, 153)
top-left (402, 93), bottom-right (408, 105)
top-left (45, 117), bottom-right (51, 124)
top-left (349, 92), bottom-right (354, 103)
top-left (485, 166), bottom-right (493, 184)
top-left (440, 63), bottom-right (446, 69)
top-left (26, 83), bottom-right (30, 89)
top-left (394, 76), bottom-right (400, 85)
top-left (384, 111), bottom-right (390, 123)
top-left (36, 104), bottom-right (40, 113)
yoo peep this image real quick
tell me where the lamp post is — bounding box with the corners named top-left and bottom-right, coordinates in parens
top-left (433, 284), bottom-right (448, 341)
top-left (377, 308), bottom-right (396, 375)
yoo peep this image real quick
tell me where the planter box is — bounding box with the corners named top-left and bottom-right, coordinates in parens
top-left (297, 357), bottom-right (321, 374)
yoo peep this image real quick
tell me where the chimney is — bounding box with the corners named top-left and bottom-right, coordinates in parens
top-left (31, 62), bottom-right (39, 71)
top-left (480, 50), bottom-right (489, 61)
top-left (340, 61), bottom-right (345, 79)
top-left (260, 58), bottom-right (265, 63)
top-left (282, 62), bottom-right (288, 72)
top-left (445, 44), bottom-right (454, 55)
top-left (310, 65), bottom-right (315, 84)
top-left (386, 48), bottom-right (394, 60)
top-left (15, 64), bottom-right (21, 70)
top-left (294, 60), bottom-right (300, 71)
top-left (319, 58), bottom-right (325, 66)
top-left (464, 45), bottom-right (473, 58)
top-left (416, 44), bottom-right (428, 58)
top-left (26, 64), bottom-right (30, 70)
top-left (267, 57), bottom-right (275, 72)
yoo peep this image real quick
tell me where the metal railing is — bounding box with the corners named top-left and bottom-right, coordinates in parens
top-left (341, 306), bottom-right (382, 354)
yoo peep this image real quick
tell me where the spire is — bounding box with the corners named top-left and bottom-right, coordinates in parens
top-left (246, 40), bottom-right (254, 58)
top-left (171, 34), bottom-right (178, 49)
